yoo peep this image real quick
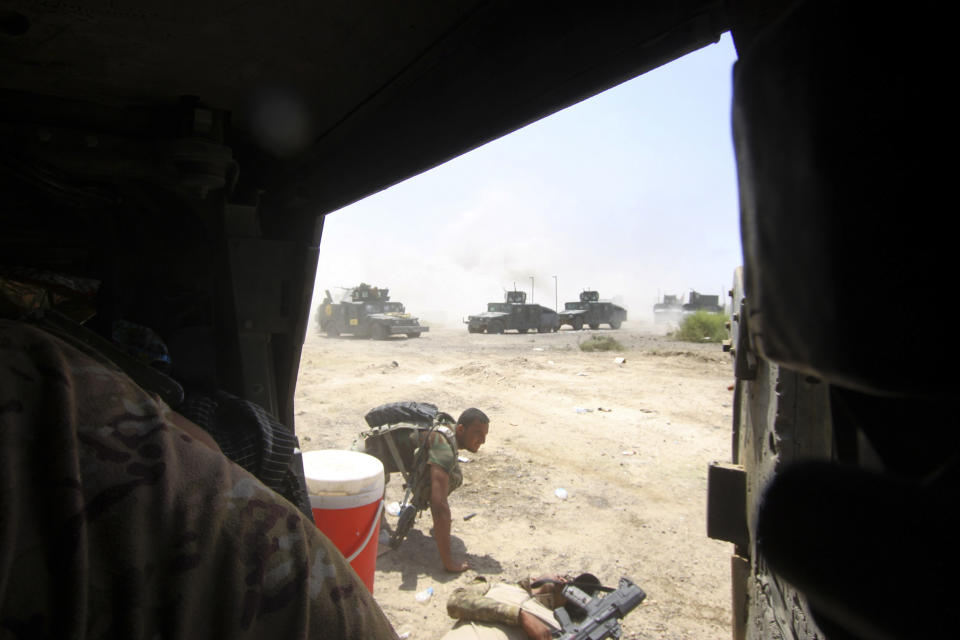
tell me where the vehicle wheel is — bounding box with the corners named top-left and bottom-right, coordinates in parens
top-left (407, 331), bottom-right (421, 338)
top-left (537, 325), bottom-right (551, 333)
top-left (371, 324), bottom-right (389, 340)
top-left (589, 323), bottom-right (600, 330)
top-left (487, 321), bottom-right (504, 334)
top-left (467, 325), bottom-right (479, 333)
top-left (610, 319), bottom-right (621, 329)
top-left (572, 318), bottom-right (583, 331)
top-left (326, 327), bottom-right (340, 337)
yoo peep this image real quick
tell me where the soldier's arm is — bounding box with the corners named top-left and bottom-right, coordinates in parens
top-left (429, 463), bottom-right (469, 572)
top-left (0, 321), bottom-right (399, 640)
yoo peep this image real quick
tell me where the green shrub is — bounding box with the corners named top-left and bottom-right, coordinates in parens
top-left (579, 335), bottom-right (623, 352)
top-left (672, 311), bottom-right (728, 343)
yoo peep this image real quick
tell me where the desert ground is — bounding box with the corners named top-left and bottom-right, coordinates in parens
top-left (294, 321), bottom-right (735, 639)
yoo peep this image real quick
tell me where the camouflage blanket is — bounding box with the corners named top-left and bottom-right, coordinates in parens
top-left (0, 320), bottom-right (397, 639)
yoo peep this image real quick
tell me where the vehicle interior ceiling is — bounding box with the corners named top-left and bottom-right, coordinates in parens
top-left (1, 1), bottom-right (955, 636)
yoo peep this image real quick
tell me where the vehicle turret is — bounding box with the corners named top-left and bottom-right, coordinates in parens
top-left (653, 293), bottom-right (683, 324)
top-left (682, 290), bottom-right (723, 314)
top-left (350, 283), bottom-right (391, 302)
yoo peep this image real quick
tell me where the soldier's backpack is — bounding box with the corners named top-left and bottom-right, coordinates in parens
top-left (364, 401), bottom-right (444, 429)
top-left (358, 402), bottom-right (457, 548)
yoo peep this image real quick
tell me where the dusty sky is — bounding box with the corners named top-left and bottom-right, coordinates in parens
top-left (310, 34), bottom-right (740, 329)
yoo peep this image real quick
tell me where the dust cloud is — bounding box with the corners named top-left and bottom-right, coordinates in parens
top-left (309, 197), bottom-right (733, 331)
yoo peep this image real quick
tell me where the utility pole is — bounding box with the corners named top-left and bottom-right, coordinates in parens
top-left (529, 276), bottom-right (535, 302)
top-left (553, 275), bottom-right (558, 312)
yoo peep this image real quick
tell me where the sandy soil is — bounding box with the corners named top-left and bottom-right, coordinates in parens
top-left (294, 322), bottom-right (734, 639)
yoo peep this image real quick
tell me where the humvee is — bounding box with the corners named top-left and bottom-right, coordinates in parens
top-left (466, 290), bottom-right (558, 334)
top-left (653, 294), bottom-right (683, 324)
top-left (682, 290), bottom-right (723, 314)
top-left (1, 2), bottom-right (948, 639)
top-left (318, 284), bottom-right (427, 339)
top-left (557, 290), bottom-right (627, 330)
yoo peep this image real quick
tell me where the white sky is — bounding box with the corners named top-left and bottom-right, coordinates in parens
top-left (311, 34), bottom-right (740, 328)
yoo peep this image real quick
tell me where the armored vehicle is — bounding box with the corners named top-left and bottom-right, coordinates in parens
top-left (1, 3), bottom-right (947, 640)
top-left (682, 290), bottom-right (723, 314)
top-left (466, 290), bottom-right (558, 334)
top-left (653, 294), bottom-right (683, 324)
top-left (557, 290), bottom-right (627, 330)
top-left (318, 284), bottom-right (427, 339)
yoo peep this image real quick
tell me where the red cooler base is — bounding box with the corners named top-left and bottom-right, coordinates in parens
top-left (311, 500), bottom-right (381, 593)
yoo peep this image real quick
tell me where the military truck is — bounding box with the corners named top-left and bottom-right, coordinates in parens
top-left (466, 290), bottom-right (558, 334)
top-left (682, 290), bottom-right (723, 314)
top-left (557, 290), bottom-right (627, 330)
top-left (653, 294), bottom-right (683, 324)
top-left (318, 284), bottom-right (427, 339)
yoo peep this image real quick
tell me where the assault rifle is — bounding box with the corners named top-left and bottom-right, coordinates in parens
top-left (390, 503), bottom-right (417, 549)
top-left (552, 577), bottom-right (646, 640)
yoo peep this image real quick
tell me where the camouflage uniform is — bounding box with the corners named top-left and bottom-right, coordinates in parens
top-left (0, 320), bottom-right (398, 640)
top-left (359, 427), bottom-right (462, 493)
top-left (419, 429), bottom-right (462, 492)
top-left (442, 577), bottom-right (560, 639)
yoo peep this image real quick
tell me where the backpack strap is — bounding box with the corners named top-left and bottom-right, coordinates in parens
top-left (382, 429), bottom-right (409, 479)
top-left (408, 424), bottom-right (458, 510)
top-left (433, 425), bottom-right (459, 459)
top-left (360, 423), bottom-right (429, 486)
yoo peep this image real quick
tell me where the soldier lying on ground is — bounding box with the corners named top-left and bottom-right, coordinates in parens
top-left (0, 318), bottom-right (399, 639)
top-left (357, 404), bottom-right (490, 572)
top-left (443, 573), bottom-right (602, 640)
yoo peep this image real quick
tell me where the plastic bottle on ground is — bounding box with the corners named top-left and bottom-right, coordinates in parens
top-left (415, 586), bottom-right (434, 603)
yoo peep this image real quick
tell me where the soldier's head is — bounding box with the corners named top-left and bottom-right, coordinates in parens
top-left (455, 408), bottom-right (489, 453)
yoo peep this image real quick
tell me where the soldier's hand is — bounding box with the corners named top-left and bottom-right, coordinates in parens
top-left (444, 559), bottom-right (470, 573)
top-left (518, 610), bottom-right (552, 640)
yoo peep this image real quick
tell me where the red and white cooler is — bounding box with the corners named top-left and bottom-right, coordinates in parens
top-left (301, 449), bottom-right (384, 593)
